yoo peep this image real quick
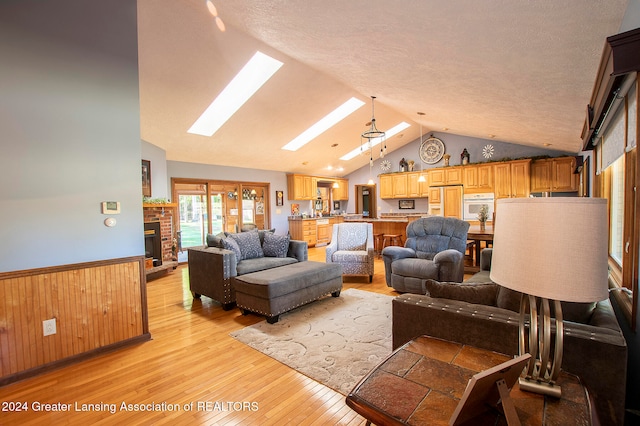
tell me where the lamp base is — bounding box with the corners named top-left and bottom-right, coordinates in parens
top-left (518, 377), bottom-right (561, 398)
top-left (518, 295), bottom-right (564, 398)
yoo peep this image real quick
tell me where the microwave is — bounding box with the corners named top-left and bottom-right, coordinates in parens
top-left (463, 193), bottom-right (495, 222)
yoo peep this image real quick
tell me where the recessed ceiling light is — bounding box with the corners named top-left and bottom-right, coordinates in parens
top-left (340, 122), bottom-right (411, 161)
top-left (281, 97), bottom-right (365, 151)
top-left (187, 51), bottom-right (283, 137)
top-left (331, 143), bottom-right (339, 147)
top-left (443, 127), bottom-right (449, 131)
top-left (302, 161), bottom-right (309, 165)
top-left (489, 134), bottom-right (496, 138)
top-left (543, 143), bottom-right (552, 146)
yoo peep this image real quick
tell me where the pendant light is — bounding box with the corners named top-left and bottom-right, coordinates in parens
top-left (361, 96), bottom-right (387, 159)
top-left (417, 112), bottom-right (426, 182)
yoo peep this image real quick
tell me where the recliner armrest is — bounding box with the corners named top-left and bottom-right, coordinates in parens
top-left (433, 249), bottom-right (465, 282)
top-left (480, 248), bottom-right (492, 271)
top-left (381, 246), bottom-right (416, 286)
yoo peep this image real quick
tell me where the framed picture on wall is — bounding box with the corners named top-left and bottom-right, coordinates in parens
top-left (276, 190), bottom-right (284, 206)
top-left (333, 201), bottom-right (340, 210)
top-left (141, 159), bottom-right (151, 197)
top-left (399, 199), bottom-right (415, 209)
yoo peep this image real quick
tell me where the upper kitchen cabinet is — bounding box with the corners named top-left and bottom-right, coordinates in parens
top-left (494, 159), bottom-right (531, 199)
top-left (463, 164), bottom-right (494, 193)
top-left (332, 178), bottom-right (349, 201)
top-left (287, 174), bottom-right (316, 200)
top-left (530, 157), bottom-right (579, 193)
top-left (427, 166), bottom-right (463, 186)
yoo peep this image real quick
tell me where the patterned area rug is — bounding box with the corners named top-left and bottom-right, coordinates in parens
top-left (230, 288), bottom-right (393, 395)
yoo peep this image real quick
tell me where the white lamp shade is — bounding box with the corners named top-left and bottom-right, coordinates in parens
top-left (490, 197), bottom-right (608, 303)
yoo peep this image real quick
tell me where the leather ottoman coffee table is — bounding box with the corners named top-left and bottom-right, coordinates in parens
top-left (346, 335), bottom-right (593, 425)
top-left (234, 261), bottom-right (343, 323)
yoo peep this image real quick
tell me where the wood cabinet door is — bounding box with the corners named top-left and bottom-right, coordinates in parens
top-left (463, 166), bottom-right (478, 190)
top-left (552, 157), bottom-right (578, 191)
top-left (332, 178), bottom-right (349, 200)
top-left (510, 160), bottom-right (531, 198)
top-left (445, 167), bottom-right (463, 185)
top-left (443, 186), bottom-right (462, 218)
top-left (477, 164), bottom-right (494, 191)
top-left (493, 163), bottom-right (512, 199)
top-left (428, 168), bottom-right (446, 186)
top-left (392, 174), bottom-right (408, 198)
top-left (380, 174), bottom-right (393, 199)
top-left (530, 160), bottom-right (552, 192)
top-left (429, 187), bottom-right (441, 204)
top-left (407, 173), bottom-right (421, 197)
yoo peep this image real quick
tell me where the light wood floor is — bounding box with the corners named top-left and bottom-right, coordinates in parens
top-left (0, 247), bottom-right (405, 425)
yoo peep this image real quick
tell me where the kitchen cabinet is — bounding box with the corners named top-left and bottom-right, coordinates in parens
top-left (288, 218), bottom-right (317, 247)
top-left (427, 166), bottom-right (463, 186)
top-left (380, 174), bottom-right (394, 199)
top-left (392, 174), bottom-right (408, 198)
top-left (443, 186), bottom-right (463, 218)
top-left (316, 218), bottom-right (331, 246)
top-left (332, 178), bottom-right (349, 200)
top-left (287, 174), bottom-right (316, 200)
top-left (530, 157), bottom-right (578, 193)
top-left (494, 159), bottom-right (531, 199)
top-left (407, 172), bottom-right (429, 197)
top-left (463, 164), bottom-right (494, 192)
top-left (380, 172), bottom-right (428, 199)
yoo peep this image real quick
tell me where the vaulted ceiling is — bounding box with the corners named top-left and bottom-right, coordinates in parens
top-left (138, 0), bottom-right (628, 177)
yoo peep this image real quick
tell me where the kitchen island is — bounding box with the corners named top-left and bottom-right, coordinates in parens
top-left (342, 214), bottom-right (427, 243)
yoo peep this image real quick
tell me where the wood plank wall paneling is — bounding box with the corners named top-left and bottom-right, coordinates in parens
top-left (0, 257), bottom-right (148, 380)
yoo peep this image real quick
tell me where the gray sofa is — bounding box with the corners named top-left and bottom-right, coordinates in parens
top-left (188, 230), bottom-right (307, 309)
top-left (381, 216), bottom-right (469, 293)
top-left (392, 248), bottom-right (628, 425)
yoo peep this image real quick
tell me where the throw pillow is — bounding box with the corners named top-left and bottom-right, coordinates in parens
top-left (206, 232), bottom-right (226, 248)
top-left (496, 286), bottom-right (523, 313)
top-left (228, 231), bottom-right (264, 260)
top-left (222, 237), bottom-right (242, 260)
top-left (262, 233), bottom-right (290, 258)
top-left (425, 279), bottom-right (498, 306)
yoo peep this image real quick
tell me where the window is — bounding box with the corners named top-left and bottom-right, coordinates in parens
top-left (608, 156), bottom-right (624, 267)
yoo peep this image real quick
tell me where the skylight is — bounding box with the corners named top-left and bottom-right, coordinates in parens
top-left (187, 51), bottom-right (283, 137)
top-left (281, 97), bottom-right (365, 151)
top-left (339, 122), bottom-right (411, 160)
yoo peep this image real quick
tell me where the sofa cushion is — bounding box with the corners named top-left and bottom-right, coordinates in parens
top-left (236, 256), bottom-right (298, 275)
top-left (262, 233), bottom-right (290, 258)
top-left (426, 279), bottom-right (499, 306)
top-left (222, 237), bottom-right (242, 260)
top-left (257, 228), bottom-right (275, 245)
top-left (229, 231), bottom-right (264, 260)
top-left (332, 250), bottom-right (368, 263)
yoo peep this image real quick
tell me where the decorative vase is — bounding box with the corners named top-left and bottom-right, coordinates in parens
top-left (480, 221), bottom-right (486, 231)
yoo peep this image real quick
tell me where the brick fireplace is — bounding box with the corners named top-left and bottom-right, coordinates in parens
top-left (143, 203), bottom-right (178, 276)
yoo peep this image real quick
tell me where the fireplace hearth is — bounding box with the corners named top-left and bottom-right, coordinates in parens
top-left (144, 221), bottom-right (162, 267)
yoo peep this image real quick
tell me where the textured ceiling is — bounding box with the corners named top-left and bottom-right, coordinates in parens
top-left (138, 0), bottom-right (628, 177)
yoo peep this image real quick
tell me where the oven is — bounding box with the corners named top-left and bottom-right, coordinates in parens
top-left (463, 193), bottom-right (495, 222)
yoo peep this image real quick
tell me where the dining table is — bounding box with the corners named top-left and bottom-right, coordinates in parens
top-left (466, 224), bottom-right (494, 272)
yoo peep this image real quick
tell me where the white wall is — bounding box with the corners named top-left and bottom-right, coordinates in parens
top-left (141, 140), bottom-right (169, 200)
top-left (0, 0), bottom-right (142, 272)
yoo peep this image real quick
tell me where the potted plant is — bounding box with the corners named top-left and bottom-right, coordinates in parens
top-left (477, 204), bottom-right (489, 230)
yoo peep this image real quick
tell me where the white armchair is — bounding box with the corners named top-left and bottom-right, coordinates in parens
top-left (326, 222), bottom-right (375, 282)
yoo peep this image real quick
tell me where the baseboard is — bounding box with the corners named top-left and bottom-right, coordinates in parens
top-left (0, 333), bottom-right (151, 387)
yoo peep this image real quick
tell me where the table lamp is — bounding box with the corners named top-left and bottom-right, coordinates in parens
top-left (490, 197), bottom-right (608, 397)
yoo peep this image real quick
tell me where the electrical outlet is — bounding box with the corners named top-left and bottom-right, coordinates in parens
top-left (43, 318), bottom-right (56, 336)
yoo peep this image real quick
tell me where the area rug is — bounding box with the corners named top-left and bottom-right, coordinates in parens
top-left (230, 288), bottom-right (393, 395)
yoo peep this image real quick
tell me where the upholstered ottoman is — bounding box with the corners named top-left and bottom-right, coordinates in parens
top-left (234, 261), bottom-right (343, 323)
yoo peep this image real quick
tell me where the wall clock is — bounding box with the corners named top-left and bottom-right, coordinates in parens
top-left (380, 159), bottom-right (392, 172)
top-left (419, 136), bottom-right (445, 164)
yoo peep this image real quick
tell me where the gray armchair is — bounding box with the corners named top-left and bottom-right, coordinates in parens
top-left (381, 216), bottom-right (469, 293)
top-left (326, 222), bottom-right (374, 282)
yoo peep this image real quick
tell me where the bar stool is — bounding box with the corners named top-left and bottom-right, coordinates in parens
top-left (382, 234), bottom-right (403, 249)
top-left (373, 233), bottom-right (384, 256)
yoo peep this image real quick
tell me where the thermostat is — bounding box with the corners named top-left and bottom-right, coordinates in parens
top-left (101, 201), bottom-right (121, 214)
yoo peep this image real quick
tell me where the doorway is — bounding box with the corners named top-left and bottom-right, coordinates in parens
top-left (355, 184), bottom-right (377, 218)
